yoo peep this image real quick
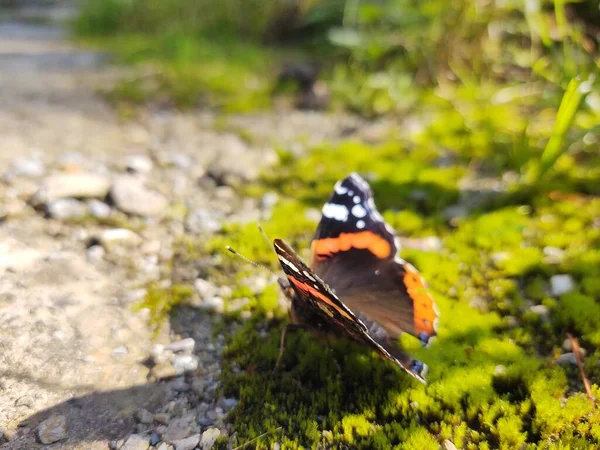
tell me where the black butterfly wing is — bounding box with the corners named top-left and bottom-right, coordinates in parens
top-left (311, 173), bottom-right (439, 345)
top-left (273, 238), bottom-right (427, 383)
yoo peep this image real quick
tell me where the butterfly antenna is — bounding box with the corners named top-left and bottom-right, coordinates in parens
top-left (257, 224), bottom-right (272, 247)
top-left (225, 246), bottom-right (279, 277)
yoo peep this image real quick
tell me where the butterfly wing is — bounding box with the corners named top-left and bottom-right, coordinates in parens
top-left (311, 173), bottom-right (439, 346)
top-left (273, 238), bottom-right (427, 383)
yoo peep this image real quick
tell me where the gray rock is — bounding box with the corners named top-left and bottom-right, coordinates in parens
top-left (191, 379), bottom-right (206, 395)
top-left (199, 428), bottom-right (220, 450)
top-left (185, 209), bottom-right (223, 234)
top-left (110, 176), bottom-right (168, 217)
top-left (31, 173), bottom-right (111, 205)
top-left (136, 408), bottom-right (154, 424)
top-left (37, 415), bottom-right (67, 444)
top-left (556, 353), bottom-right (578, 365)
top-left (173, 434), bottom-right (200, 450)
top-left (194, 279), bottom-right (219, 300)
top-left (47, 198), bottom-right (86, 220)
top-left (170, 378), bottom-right (191, 392)
top-left (86, 245), bottom-right (105, 263)
top-left (165, 338), bottom-right (195, 354)
top-left (172, 354), bottom-right (199, 375)
top-left (154, 413), bottom-right (169, 424)
top-left (149, 432), bottom-right (161, 446)
top-left (121, 434), bottom-right (150, 450)
top-left (443, 440), bottom-right (458, 450)
top-left (550, 274), bottom-right (575, 297)
top-left (11, 157), bottom-right (45, 177)
top-left (88, 199), bottom-right (111, 218)
top-left (156, 443), bottom-right (169, 450)
top-left (197, 296), bottom-right (224, 313)
top-left (126, 155), bottom-right (154, 174)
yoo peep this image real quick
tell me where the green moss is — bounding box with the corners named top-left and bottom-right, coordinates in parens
top-left (133, 283), bottom-right (194, 333)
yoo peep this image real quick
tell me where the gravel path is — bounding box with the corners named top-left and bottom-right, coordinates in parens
top-left (0, 4), bottom-right (373, 449)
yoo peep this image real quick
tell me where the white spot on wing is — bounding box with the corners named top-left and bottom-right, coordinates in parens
top-left (303, 270), bottom-right (316, 281)
top-left (353, 195), bottom-right (361, 204)
top-left (348, 190), bottom-right (354, 196)
top-left (277, 255), bottom-right (300, 273)
top-left (322, 202), bottom-right (349, 222)
top-left (351, 204), bottom-right (367, 218)
top-left (356, 220), bottom-right (365, 229)
top-left (334, 181), bottom-right (348, 195)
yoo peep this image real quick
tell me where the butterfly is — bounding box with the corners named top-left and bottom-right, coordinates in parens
top-left (272, 173), bottom-right (439, 383)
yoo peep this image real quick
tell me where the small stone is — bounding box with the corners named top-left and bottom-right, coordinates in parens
top-left (86, 245), bottom-right (105, 263)
top-left (170, 378), bottom-right (191, 392)
top-left (469, 296), bottom-right (488, 312)
top-left (194, 279), bottom-right (218, 300)
top-left (550, 274), bottom-right (575, 297)
top-left (154, 413), bottom-right (170, 425)
top-left (172, 354), bottom-right (199, 375)
top-left (273, 444), bottom-right (281, 450)
top-left (443, 440), bottom-right (458, 450)
top-left (94, 228), bottom-right (143, 250)
top-left (185, 209), bottom-right (223, 234)
top-left (47, 198), bottom-right (86, 220)
top-left (31, 173), bottom-right (111, 205)
top-left (136, 409), bottom-right (154, 424)
top-left (529, 304), bottom-right (550, 319)
top-left (556, 353), bottom-right (578, 365)
top-left (156, 443), bottom-right (169, 450)
top-left (151, 362), bottom-right (177, 380)
top-left (121, 434), bottom-right (150, 450)
top-left (221, 398), bottom-right (238, 411)
top-left (206, 410), bottom-right (217, 421)
top-left (37, 415), bottom-right (67, 444)
top-left (543, 246), bottom-right (565, 263)
top-left (198, 296), bottom-right (224, 314)
top-left (126, 155), bottom-right (154, 174)
top-left (11, 157), bottom-right (45, 178)
top-left (173, 434), bottom-right (200, 450)
top-left (191, 379), bottom-right (206, 395)
top-left (197, 415), bottom-right (214, 427)
top-left (199, 428), bottom-right (220, 450)
top-left (110, 176), bottom-right (168, 217)
top-left (165, 338), bottom-right (195, 354)
top-left (112, 346), bottom-right (128, 356)
top-left (149, 432), bottom-right (161, 446)
top-left (562, 338), bottom-right (573, 351)
top-left (88, 199), bottom-right (111, 218)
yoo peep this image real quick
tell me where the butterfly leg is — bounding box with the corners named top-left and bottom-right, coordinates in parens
top-left (273, 323), bottom-right (302, 373)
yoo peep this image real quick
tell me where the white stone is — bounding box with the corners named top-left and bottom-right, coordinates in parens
top-left (550, 274), bottom-right (575, 296)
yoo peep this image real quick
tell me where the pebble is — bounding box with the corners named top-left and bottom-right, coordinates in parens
top-left (170, 378), bottom-right (191, 392)
top-left (194, 279), bottom-right (219, 300)
top-left (149, 432), bottom-right (161, 446)
top-left (136, 408), bottom-right (154, 424)
top-left (198, 296), bottom-right (224, 314)
top-left (151, 362), bottom-right (177, 380)
top-left (156, 443), bottom-right (169, 450)
top-left (172, 354), bottom-right (199, 375)
top-left (154, 413), bottom-right (170, 425)
top-left (37, 414), bottom-right (67, 444)
top-left (556, 353), bottom-right (578, 365)
top-left (191, 379), bottom-right (205, 395)
top-left (173, 434), bottom-right (200, 450)
top-left (199, 428), bottom-right (220, 450)
top-left (46, 198), bottom-right (86, 220)
top-left (94, 228), bottom-right (143, 250)
top-left (550, 274), bottom-right (575, 297)
top-left (121, 434), bottom-right (150, 450)
top-left (88, 199), bottom-right (111, 218)
top-left (165, 338), bottom-right (195, 354)
top-left (529, 304), bottom-right (550, 319)
top-left (185, 209), bottom-right (223, 234)
top-left (110, 176), bottom-right (168, 217)
top-left (543, 246), bottom-right (565, 263)
top-left (126, 154), bottom-right (154, 174)
top-left (31, 173), bottom-right (111, 205)
top-left (11, 157), bottom-right (45, 178)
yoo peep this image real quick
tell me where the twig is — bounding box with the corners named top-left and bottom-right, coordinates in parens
top-left (567, 333), bottom-right (594, 403)
top-left (233, 426), bottom-right (283, 450)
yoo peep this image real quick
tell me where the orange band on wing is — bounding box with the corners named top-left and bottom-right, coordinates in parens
top-left (288, 276), bottom-right (354, 322)
top-left (311, 231), bottom-right (391, 260)
top-left (403, 264), bottom-right (437, 337)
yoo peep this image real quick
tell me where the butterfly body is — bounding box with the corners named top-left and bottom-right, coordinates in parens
top-left (273, 173), bottom-right (439, 384)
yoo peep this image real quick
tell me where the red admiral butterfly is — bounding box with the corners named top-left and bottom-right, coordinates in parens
top-left (272, 173), bottom-right (439, 383)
